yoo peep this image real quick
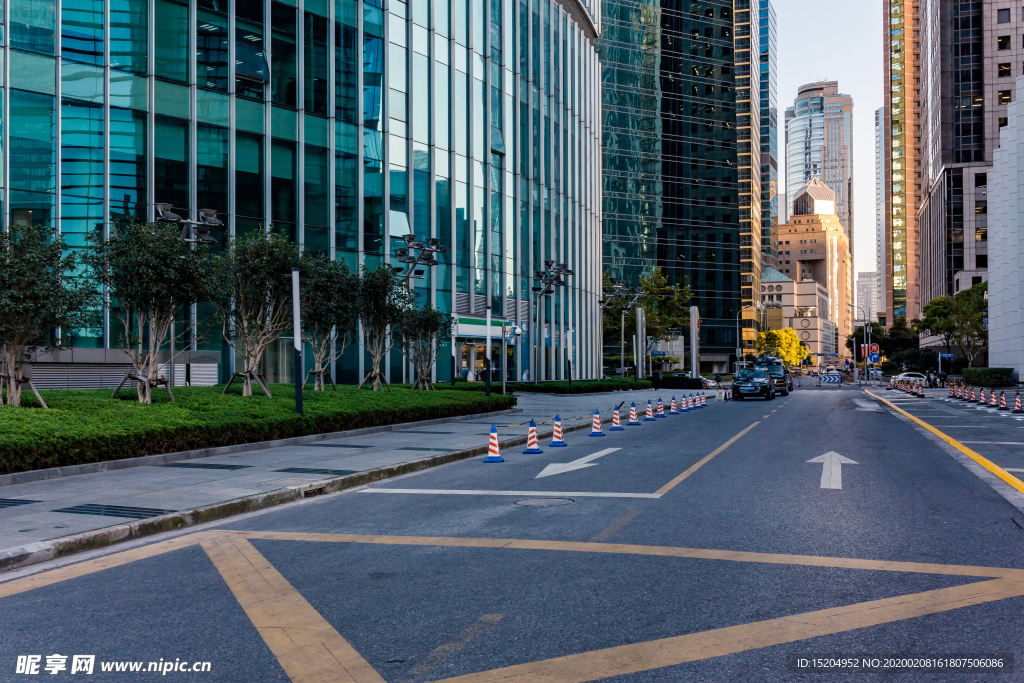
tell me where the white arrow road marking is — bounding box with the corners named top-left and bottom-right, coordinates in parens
top-left (535, 448), bottom-right (621, 479)
top-left (806, 451), bottom-right (859, 489)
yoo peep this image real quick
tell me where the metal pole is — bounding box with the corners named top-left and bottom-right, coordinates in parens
top-left (502, 334), bottom-right (507, 394)
top-left (291, 267), bottom-right (302, 415)
top-left (485, 306), bottom-right (491, 397)
top-left (620, 309), bottom-right (625, 378)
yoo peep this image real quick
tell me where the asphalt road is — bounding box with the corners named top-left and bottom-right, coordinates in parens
top-left (3, 386), bottom-right (1024, 682)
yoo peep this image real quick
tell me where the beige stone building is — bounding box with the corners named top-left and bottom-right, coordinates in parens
top-left (761, 267), bottom-right (838, 364)
top-left (773, 179), bottom-right (853, 352)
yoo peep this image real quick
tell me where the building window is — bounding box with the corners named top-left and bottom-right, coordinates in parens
top-left (998, 8), bottom-right (1011, 23)
top-left (1000, 63), bottom-right (1012, 77)
top-left (976, 228), bottom-right (988, 241)
top-left (998, 35), bottom-right (1011, 49)
top-left (975, 255), bottom-right (988, 269)
top-left (1000, 117), bottom-right (1009, 127)
top-left (976, 173), bottom-right (988, 187)
top-left (999, 90), bottom-right (1012, 104)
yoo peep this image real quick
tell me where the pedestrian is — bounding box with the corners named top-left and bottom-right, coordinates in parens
top-left (938, 371), bottom-right (947, 388)
top-left (715, 372), bottom-right (722, 385)
top-left (652, 369), bottom-right (661, 391)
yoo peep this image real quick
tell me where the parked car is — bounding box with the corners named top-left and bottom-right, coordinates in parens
top-left (731, 368), bottom-right (776, 400)
top-left (894, 372), bottom-right (926, 382)
top-left (758, 361), bottom-right (793, 396)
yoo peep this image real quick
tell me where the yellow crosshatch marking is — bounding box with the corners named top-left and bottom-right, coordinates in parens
top-left (3, 530), bottom-right (1024, 683)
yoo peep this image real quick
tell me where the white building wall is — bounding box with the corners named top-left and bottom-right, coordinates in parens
top-left (988, 76), bottom-right (1024, 378)
top-left (874, 107), bottom-right (887, 323)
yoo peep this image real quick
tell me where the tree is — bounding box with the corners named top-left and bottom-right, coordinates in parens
top-left (0, 225), bottom-right (97, 407)
top-left (879, 317), bottom-right (919, 358)
top-left (601, 268), bottom-right (690, 366)
top-left (86, 222), bottom-right (216, 404)
top-left (211, 230), bottom-right (300, 397)
top-left (298, 253), bottom-right (359, 391)
top-left (399, 305), bottom-right (454, 390)
top-left (949, 282), bottom-right (987, 367)
top-left (844, 322), bottom-right (886, 360)
top-left (755, 328), bottom-right (810, 366)
top-left (913, 297), bottom-right (957, 355)
top-left (356, 265), bottom-right (414, 391)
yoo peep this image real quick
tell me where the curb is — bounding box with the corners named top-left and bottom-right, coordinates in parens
top-left (0, 415), bottom-right (596, 573)
top-left (0, 407), bottom-right (523, 487)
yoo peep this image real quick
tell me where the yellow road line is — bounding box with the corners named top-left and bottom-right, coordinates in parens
top-left (201, 534), bottom-right (386, 683)
top-left (654, 421), bottom-right (760, 495)
top-left (429, 579), bottom-right (1024, 683)
top-left (406, 614), bottom-right (504, 681)
top-left (590, 510), bottom-right (641, 542)
top-left (866, 390), bottom-right (1024, 497)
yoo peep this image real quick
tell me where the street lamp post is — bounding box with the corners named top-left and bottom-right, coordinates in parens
top-left (393, 234), bottom-right (448, 384)
top-left (599, 279), bottom-right (640, 380)
top-left (532, 262), bottom-right (572, 386)
top-left (734, 301), bottom-right (764, 373)
top-left (848, 304), bottom-right (870, 386)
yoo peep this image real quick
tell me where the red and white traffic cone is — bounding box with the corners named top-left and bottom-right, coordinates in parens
top-left (1015, 393), bottom-right (1023, 413)
top-left (656, 398), bottom-right (666, 418)
top-left (979, 388), bottom-right (987, 405)
top-left (483, 425), bottom-right (504, 462)
top-left (701, 392), bottom-right (707, 407)
top-left (949, 386), bottom-right (954, 398)
top-left (628, 402), bottom-right (641, 425)
top-left (887, 378), bottom-right (893, 390)
top-left (551, 415), bottom-right (567, 446)
top-left (999, 392), bottom-right (1008, 410)
top-left (588, 410), bottom-right (605, 437)
top-left (970, 387), bottom-right (976, 402)
top-left (918, 383), bottom-right (925, 398)
top-left (523, 420), bottom-right (544, 454)
top-left (688, 395), bottom-right (696, 410)
top-left (991, 390), bottom-right (999, 407)
top-left (669, 397), bottom-right (679, 414)
top-left (611, 406), bottom-right (624, 430)
top-left (644, 400), bottom-right (656, 421)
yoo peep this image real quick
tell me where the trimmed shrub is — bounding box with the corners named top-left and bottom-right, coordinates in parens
top-left (0, 385), bottom-right (516, 476)
top-left (961, 367), bottom-right (1017, 388)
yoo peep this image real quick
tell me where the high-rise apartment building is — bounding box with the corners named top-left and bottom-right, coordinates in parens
top-left (883, 0), bottom-right (923, 322)
top-left (875, 106), bottom-right (888, 325)
top-left (7, 0), bottom-right (605, 385)
top-left (784, 81), bottom-right (854, 263)
top-left (599, 0), bottom-right (760, 371)
top-left (759, 0), bottom-right (778, 270)
top-left (917, 0), bottom-right (1020, 307)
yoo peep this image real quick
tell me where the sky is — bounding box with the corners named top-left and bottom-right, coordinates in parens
top-left (771, 0), bottom-right (883, 277)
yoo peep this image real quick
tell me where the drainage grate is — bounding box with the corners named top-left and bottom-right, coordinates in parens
top-left (53, 504), bottom-right (177, 519)
top-left (160, 463), bottom-right (252, 470)
top-left (301, 444), bottom-right (374, 449)
top-left (0, 499), bottom-right (41, 509)
top-left (274, 468), bottom-right (357, 476)
top-left (398, 447), bottom-right (453, 452)
top-left (304, 487), bottom-right (327, 498)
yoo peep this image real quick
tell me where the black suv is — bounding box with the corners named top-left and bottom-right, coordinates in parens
top-left (759, 361), bottom-right (793, 396)
top-left (732, 368), bottom-right (776, 400)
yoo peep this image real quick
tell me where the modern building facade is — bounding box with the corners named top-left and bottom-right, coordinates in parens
top-left (875, 106), bottom-right (887, 325)
top-left (856, 271), bottom-right (878, 322)
top-left (883, 0), bottom-right (923, 322)
top-left (759, 0), bottom-right (778, 271)
top-left (987, 75), bottom-right (1024, 379)
top-left (8, 0), bottom-right (604, 386)
top-left (761, 265), bottom-right (836, 362)
top-left (599, 0), bottom-right (761, 370)
top-left (784, 81), bottom-right (854, 262)
top-left (775, 178), bottom-right (852, 351)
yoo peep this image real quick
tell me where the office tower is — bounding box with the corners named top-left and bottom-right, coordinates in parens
top-left (875, 106), bottom-right (887, 325)
top-left (856, 272), bottom-right (878, 322)
top-left (600, 0), bottom-right (758, 372)
top-left (759, 0), bottom-right (778, 270)
top-left (883, 0), bottom-right (923, 322)
top-left (9, 0), bottom-right (604, 385)
top-left (784, 81), bottom-right (854, 263)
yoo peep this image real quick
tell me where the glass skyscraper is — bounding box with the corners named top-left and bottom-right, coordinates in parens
top-left (599, 0), bottom-right (760, 371)
top-left (6, 0), bottom-right (603, 385)
top-left (758, 0), bottom-right (776, 270)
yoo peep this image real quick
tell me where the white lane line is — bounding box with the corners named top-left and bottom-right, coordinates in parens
top-left (361, 488), bottom-right (663, 499)
top-left (959, 441), bottom-right (1024, 446)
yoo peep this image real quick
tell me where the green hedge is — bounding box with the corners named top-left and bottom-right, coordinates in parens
top-left (961, 367), bottom-right (1017, 388)
top-left (0, 384), bottom-right (517, 476)
top-left (511, 379), bottom-right (653, 394)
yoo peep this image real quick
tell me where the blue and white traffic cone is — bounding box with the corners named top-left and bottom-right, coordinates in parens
top-left (644, 400), bottom-right (656, 421)
top-left (523, 420), bottom-right (544, 454)
top-left (656, 398), bottom-right (666, 418)
top-left (483, 425), bottom-right (504, 463)
top-left (610, 406), bottom-right (625, 430)
top-left (628, 403), bottom-right (641, 426)
top-left (589, 410), bottom-right (605, 437)
top-left (550, 415), bottom-right (567, 446)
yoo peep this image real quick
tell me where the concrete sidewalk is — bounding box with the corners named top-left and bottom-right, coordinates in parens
top-left (0, 387), bottom-right (694, 570)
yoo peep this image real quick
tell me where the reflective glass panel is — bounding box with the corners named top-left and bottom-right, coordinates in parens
top-left (304, 13), bottom-right (328, 115)
top-left (10, 89), bottom-right (56, 227)
top-left (154, 114), bottom-right (190, 213)
top-left (110, 0), bottom-right (148, 73)
top-left (12, 0), bottom-right (56, 55)
top-left (197, 0), bottom-right (230, 90)
top-left (304, 144), bottom-right (329, 227)
top-left (335, 23), bottom-right (358, 123)
top-left (271, 2), bottom-right (298, 107)
top-left (271, 139), bottom-right (297, 224)
top-left (62, 0), bottom-right (104, 66)
top-left (197, 124), bottom-right (229, 221)
top-left (155, 0), bottom-right (190, 82)
top-left (236, 131), bottom-right (264, 218)
top-left (60, 98), bottom-right (104, 247)
top-left (109, 107), bottom-right (148, 223)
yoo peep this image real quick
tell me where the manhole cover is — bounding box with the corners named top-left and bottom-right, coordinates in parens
top-left (515, 498), bottom-right (574, 507)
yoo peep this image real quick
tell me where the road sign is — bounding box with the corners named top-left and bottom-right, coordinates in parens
top-left (870, 343), bottom-right (879, 354)
top-left (651, 351), bottom-right (667, 357)
top-left (869, 352), bottom-right (880, 363)
top-left (939, 353), bottom-right (954, 359)
top-left (820, 375), bottom-right (842, 384)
